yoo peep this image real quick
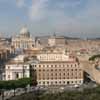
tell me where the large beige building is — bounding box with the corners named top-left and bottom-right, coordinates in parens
top-left (12, 27), bottom-right (34, 50)
top-left (32, 49), bottom-right (83, 86)
top-left (0, 38), bottom-right (15, 60)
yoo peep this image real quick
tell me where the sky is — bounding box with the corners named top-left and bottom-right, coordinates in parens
top-left (0, 0), bottom-right (100, 38)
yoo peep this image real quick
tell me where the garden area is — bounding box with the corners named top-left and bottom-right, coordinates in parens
top-left (10, 85), bottom-right (100, 100)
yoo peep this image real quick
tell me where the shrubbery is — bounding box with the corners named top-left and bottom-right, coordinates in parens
top-left (0, 78), bottom-right (33, 90)
top-left (10, 85), bottom-right (100, 100)
top-left (0, 78), bottom-right (34, 98)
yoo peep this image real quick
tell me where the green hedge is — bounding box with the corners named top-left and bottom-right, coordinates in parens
top-left (0, 78), bottom-right (33, 90)
top-left (10, 85), bottom-right (100, 100)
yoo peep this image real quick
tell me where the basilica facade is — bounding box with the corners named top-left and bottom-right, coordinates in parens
top-left (12, 27), bottom-right (34, 50)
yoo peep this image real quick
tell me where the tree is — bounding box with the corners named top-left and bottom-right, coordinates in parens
top-left (0, 78), bottom-right (34, 99)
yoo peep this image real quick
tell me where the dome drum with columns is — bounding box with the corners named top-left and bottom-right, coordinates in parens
top-left (19, 26), bottom-right (30, 38)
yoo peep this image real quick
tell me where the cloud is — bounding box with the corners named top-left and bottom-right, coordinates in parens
top-left (48, 0), bottom-right (100, 34)
top-left (28, 0), bottom-right (82, 21)
top-left (15, 0), bottom-right (100, 35)
top-left (55, 0), bottom-right (81, 8)
top-left (16, 0), bottom-right (25, 8)
top-left (28, 0), bottom-right (49, 20)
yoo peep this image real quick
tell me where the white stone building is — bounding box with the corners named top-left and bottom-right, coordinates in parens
top-left (5, 55), bottom-right (30, 80)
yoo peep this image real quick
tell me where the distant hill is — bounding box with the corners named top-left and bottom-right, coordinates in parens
top-left (87, 38), bottom-right (100, 40)
top-left (64, 36), bottom-right (81, 40)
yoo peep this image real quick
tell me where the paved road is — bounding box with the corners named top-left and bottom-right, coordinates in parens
top-left (82, 61), bottom-right (100, 83)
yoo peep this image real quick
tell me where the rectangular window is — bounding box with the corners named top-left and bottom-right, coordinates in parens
top-left (75, 69), bottom-right (77, 71)
top-left (55, 73), bottom-right (57, 76)
top-left (59, 73), bottom-right (61, 76)
top-left (55, 69), bottom-right (57, 71)
top-left (67, 81), bottom-right (69, 84)
top-left (59, 77), bottom-right (61, 79)
top-left (79, 80), bottom-right (82, 83)
top-left (51, 82), bottom-right (53, 85)
top-left (39, 69), bottom-right (41, 72)
top-left (55, 81), bottom-right (57, 84)
top-left (39, 82), bottom-right (41, 84)
top-left (47, 69), bottom-right (49, 71)
top-left (51, 73), bottom-right (53, 76)
top-left (63, 81), bottom-right (65, 84)
top-left (43, 82), bottom-right (45, 85)
top-left (47, 82), bottom-right (49, 84)
top-left (75, 81), bottom-right (77, 83)
top-left (67, 69), bottom-right (69, 71)
top-left (59, 69), bottom-right (61, 71)
top-left (63, 73), bottom-right (65, 75)
top-left (8, 75), bottom-right (10, 78)
top-left (51, 69), bottom-right (53, 71)
top-left (8, 66), bottom-right (10, 69)
top-left (43, 69), bottom-right (45, 71)
top-left (63, 77), bottom-right (65, 79)
top-left (39, 77), bottom-right (41, 80)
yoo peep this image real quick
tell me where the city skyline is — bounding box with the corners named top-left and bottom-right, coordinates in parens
top-left (0, 0), bottom-right (100, 38)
